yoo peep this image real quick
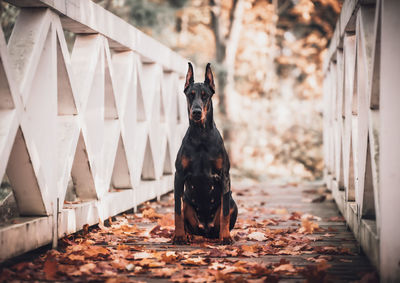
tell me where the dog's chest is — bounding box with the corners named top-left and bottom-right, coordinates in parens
top-left (183, 142), bottom-right (223, 215)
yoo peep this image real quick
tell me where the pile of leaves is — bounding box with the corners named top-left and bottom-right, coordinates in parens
top-left (0, 184), bottom-right (377, 282)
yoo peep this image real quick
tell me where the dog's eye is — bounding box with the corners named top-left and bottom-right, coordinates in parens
top-left (201, 91), bottom-right (206, 98)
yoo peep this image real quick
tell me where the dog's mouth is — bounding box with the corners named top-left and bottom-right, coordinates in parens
top-left (191, 112), bottom-right (203, 122)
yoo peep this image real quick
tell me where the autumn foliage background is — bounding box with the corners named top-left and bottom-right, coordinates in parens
top-left (2, 0), bottom-right (342, 182)
top-left (92, 0), bottom-right (342, 182)
top-left (94, 0), bottom-right (340, 182)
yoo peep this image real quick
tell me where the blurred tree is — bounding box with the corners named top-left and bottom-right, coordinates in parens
top-left (94, 0), bottom-right (188, 37)
top-left (93, 0), bottom-right (343, 180)
top-left (208, 0), bottom-right (245, 165)
top-left (0, 2), bottom-right (19, 42)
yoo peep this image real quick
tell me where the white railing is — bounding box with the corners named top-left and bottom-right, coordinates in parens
top-left (0, 0), bottom-right (188, 261)
top-left (323, 0), bottom-right (400, 281)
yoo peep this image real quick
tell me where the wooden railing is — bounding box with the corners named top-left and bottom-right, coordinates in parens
top-left (323, 0), bottom-right (400, 281)
top-left (0, 0), bottom-right (188, 261)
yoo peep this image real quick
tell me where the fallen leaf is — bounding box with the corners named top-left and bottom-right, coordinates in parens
top-left (157, 213), bottom-right (174, 228)
top-left (160, 251), bottom-right (178, 263)
top-left (83, 224), bottom-right (89, 235)
top-left (67, 254), bottom-right (85, 262)
top-left (134, 251), bottom-right (155, 260)
top-left (43, 256), bottom-right (57, 280)
top-left (142, 208), bottom-right (162, 220)
top-left (221, 265), bottom-right (248, 274)
top-left (125, 263), bottom-right (134, 271)
top-left (327, 216), bottom-right (345, 222)
top-left (272, 208), bottom-right (289, 215)
top-left (248, 231), bottom-right (267, 241)
top-left (298, 218), bottom-right (319, 234)
top-left (181, 257), bottom-right (208, 265)
top-left (136, 258), bottom-right (166, 268)
top-left (151, 267), bottom-right (179, 278)
top-left (273, 263), bottom-right (296, 273)
top-left (79, 262), bottom-right (96, 274)
top-left (84, 246), bottom-right (110, 258)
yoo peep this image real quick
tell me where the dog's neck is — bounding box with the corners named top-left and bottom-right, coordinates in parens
top-left (188, 100), bottom-right (215, 135)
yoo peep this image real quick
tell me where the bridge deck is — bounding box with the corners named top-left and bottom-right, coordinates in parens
top-left (0, 182), bottom-right (377, 282)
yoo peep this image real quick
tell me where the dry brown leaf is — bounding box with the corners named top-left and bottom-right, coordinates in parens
top-left (273, 263), bottom-right (296, 273)
top-left (43, 256), bottom-right (58, 280)
top-left (142, 208), bottom-right (162, 220)
top-left (221, 265), bottom-right (248, 274)
top-left (84, 246), bottom-right (110, 258)
top-left (105, 277), bottom-right (133, 283)
top-left (157, 213), bottom-right (174, 228)
top-left (298, 218), bottom-right (319, 234)
top-left (160, 251), bottom-right (178, 263)
top-left (209, 262), bottom-right (226, 270)
top-left (57, 264), bottom-right (78, 275)
top-left (83, 224), bottom-right (89, 235)
top-left (79, 262), bottom-right (96, 274)
top-left (151, 267), bottom-right (179, 278)
top-left (134, 251), bottom-right (154, 260)
top-left (273, 208), bottom-right (289, 215)
top-left (247, 231), bottom-right (267, 241)
top-left (181, 257), bottom-right (208, 265)
top-left (67, 254), bottom-right (85, 262)
top-left (136, 258), bottom-right (166, 268)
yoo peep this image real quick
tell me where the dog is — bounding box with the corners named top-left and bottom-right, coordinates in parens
top-left (173, 62), bottom-right (238, 244)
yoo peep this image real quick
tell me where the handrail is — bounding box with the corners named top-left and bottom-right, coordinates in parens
top-left (323, 0), bottom-right (400, 280)
top-left (0, 0), bottom-right (188, 261)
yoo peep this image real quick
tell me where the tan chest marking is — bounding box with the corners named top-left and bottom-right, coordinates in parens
top-left (215, 156), bottom-right (223, 170)
top-left (181, 156), bottom-right (190, 169)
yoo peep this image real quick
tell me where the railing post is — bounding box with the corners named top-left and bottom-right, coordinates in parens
top-left (379, 0), bottom-right (400, 281)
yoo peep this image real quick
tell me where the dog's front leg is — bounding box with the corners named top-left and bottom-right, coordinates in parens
top-left (173, 171), bottom-right (187, 244)
top-left (219, 171), bottom-right (233, 244)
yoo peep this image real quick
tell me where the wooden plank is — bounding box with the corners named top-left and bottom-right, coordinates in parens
top-left (5, 0), bottom-right (187, 75)
top-left (355, 6), bottom-right (374, 214)
top-left (342, 34), bottom-right (357, 201)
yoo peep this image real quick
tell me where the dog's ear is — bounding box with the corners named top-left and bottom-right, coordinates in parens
top-left (184, 62), bottom-right (194, 91)
top-left (204, 63), bottom-right (215, 93)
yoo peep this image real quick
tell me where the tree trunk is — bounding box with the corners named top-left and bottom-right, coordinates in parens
top-left (210, 0), bottom-right (245, 165)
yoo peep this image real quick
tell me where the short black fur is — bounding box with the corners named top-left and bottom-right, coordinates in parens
top-left (174, 63), bottom-right (237, 240)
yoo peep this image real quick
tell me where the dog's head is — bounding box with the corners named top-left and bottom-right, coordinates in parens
top-left (184, 62), bottom-right (215, 125)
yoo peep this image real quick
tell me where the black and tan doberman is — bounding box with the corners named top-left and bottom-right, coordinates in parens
top-left (173, 62), bottom-right (237, 244)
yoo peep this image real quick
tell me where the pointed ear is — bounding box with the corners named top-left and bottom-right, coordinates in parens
top-left (204, 63), bottom-right (215, 93)
top-left (184, 62), bottom-right (194, 91)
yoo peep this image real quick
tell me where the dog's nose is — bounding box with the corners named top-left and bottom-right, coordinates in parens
top-left (192, 108), bottom-right (202, 120)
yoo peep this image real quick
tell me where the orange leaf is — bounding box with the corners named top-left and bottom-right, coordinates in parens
top-left (67, 254), bottom-right (85, 262)
top-left (181, 257), bottom-right (208, 266)
top-left (43, 256), bottom-right (58, 280)
top-left (151, 267), bottom-right (178, 278)
top-left (273, 263), bottom-right (296, 273)
top-left (298, 218), bottom-right (319, 234)
top-left (136, 258), bottom-right (166, 268)
top-left (83, 246), bottom-right (110, 258)
top-left (142, 208), bottom-right (162, 220)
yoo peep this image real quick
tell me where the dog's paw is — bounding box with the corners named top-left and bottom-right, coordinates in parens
top-left (219, 236), bottom-right (234, 245)
top-left (172, 234), bottom-right (188, 245)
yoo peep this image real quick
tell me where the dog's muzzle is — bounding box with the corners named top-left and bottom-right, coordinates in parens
top-left (191, 108), bottom-right (202, 121)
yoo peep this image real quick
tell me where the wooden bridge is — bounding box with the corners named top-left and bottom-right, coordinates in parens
top-left (323, 0), bottom-right (400, 281)
top-left (0, 0), bottom-right (399, 282)
top-left (0, 0), bottom-right (187, 263)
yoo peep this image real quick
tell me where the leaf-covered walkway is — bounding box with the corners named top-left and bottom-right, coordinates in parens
top-left (0, 182), bottom-right (378, 282)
